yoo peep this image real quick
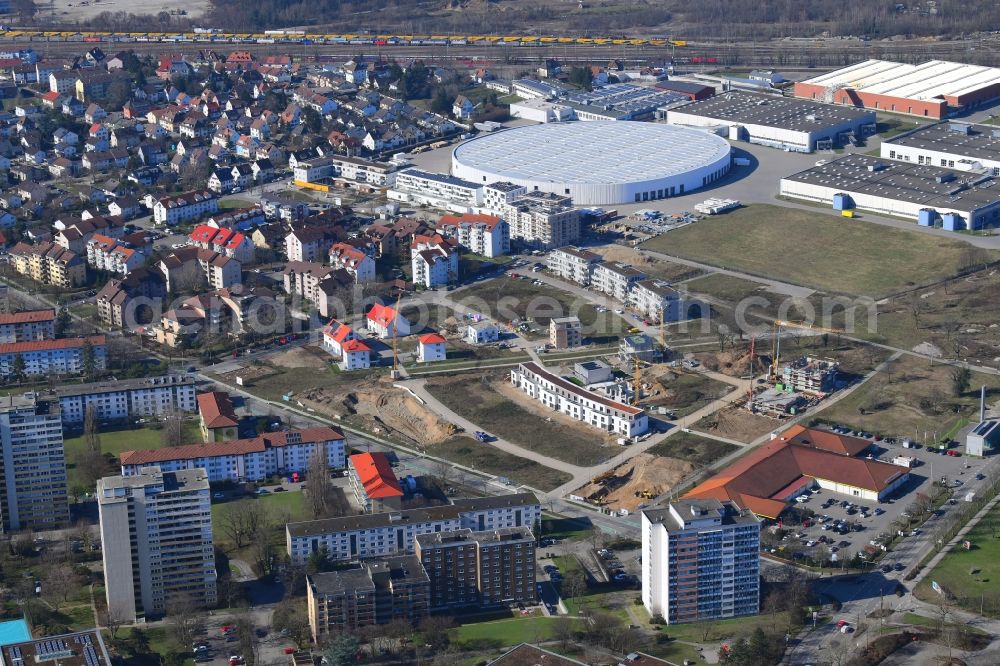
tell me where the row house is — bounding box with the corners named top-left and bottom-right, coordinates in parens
top-left (328, 242), bottom-right (375, 283)
top-left (0, 335), bottom-right (107, 377)
top-left (435, 213), bottom-right (510, 258)
top-left (207, 207), bottom-right (266, 232)
top-left (188, 224), bottom-right (255, 263)
top-left (153, 190), bottom-right (218, 226)
top-left (81, 148), bottom-right (129, 172)
top-left (9, 241), bottom-right (86, 287)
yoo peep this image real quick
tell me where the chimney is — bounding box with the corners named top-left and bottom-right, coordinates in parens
top-left (981, 385), bottom-right (987, 422)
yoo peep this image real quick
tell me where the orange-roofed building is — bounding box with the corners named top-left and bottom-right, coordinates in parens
top-left (340, 338), bottom-right (371, 371)
top-left (348, 452), bottom-right (404, 513)
top-left (684, 426), bottom-right (908, 519)
top-left (367, 302), bottom-right (410, 339)
top-left (417, 333), bottom-right (447, 363)
top-left (197, 390), bottom-right (239, 442)
top-left (321, 319), bottom-right (359, 357)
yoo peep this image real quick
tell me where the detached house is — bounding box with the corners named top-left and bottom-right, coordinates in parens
top-left (367, 302), bottom-right (410, 339)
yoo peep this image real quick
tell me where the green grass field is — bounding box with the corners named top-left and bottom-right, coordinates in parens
top-left (647, 431), bottom-right (739, 466)
top-left (642, 204), bottom-right (991, 297)
top-left (425, 372), bottom-right (613, 466)
top-left (212, 491), bottom-right (310, 552)
top-left (914, 502), bottom-right (1000, 616)
top-left (450, 615), bottom-right (583, 648)
top-left (431, 436), bottom-right (571, 490)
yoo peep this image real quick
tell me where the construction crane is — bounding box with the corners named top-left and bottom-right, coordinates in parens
top-left (659, 305), bottom-right (666, 347)
top-left (391, 291), bottom-right (404, 376)
top-left (746, 335), bottom-right (757, 411)
top-left (770, 320), bottom-right (844, 381)
top-left (633, 357), bottom-right (641, 406)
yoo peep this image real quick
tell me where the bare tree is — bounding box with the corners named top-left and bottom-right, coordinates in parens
top-left (78, 404), bottom-right (108, 489)
top-left (562, 570), bottom-right (587, 599)
top-left (161, 409), bottom-right (188, 447)
top-left (251, 537), bottom-right (278, 578)
top-left (305, 447), bottom-right (338, 519)
top-left (218, 501), bottom-right (268, 550)
top-left (234, 612), bottom-right (261, 666)
top-left (43, 563), bottom-right (83, 610)
top-left (102, 605), bottom-right (127, 642)
top-left (166, 595), bottom-right (202, 648)
top-left (933, 597), bottom-right (958, 662)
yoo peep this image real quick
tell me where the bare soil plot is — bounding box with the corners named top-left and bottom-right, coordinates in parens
top-left (425, 371), bottom-right (614, 466)
top-left (647, 430), bottom-right (740, 466)
top-left (693, 405), bottom-right (778, 444)
top-left (573, 453), bottom-right (694, 513)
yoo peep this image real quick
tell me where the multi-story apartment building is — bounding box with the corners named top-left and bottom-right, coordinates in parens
top-left (331, 155), bottom-right (397, 187)
top-left (153, 190), bottom-right (218, 226)
top-left (592, 262), bottom-right (646, 302)
top-left (547, 247), bottom-right (601, 285)
top-left (119, 427), bottom-right (346, 482)
top-left (410, 235), bottom-right (459, 289)
top-left (482, 181), bottom-right (527, 212)
top-left (549, 317), bottom-right (582, 349)
top-left (641, 499), bottom-right (760, 624)
top-left (307, 555), bottom-right (429, 641)
top-left (509, 362), bottom-right (648, 437)
top-left (415, 527), bottom-right (536, 610)
top-left (286, 493), bottom-right (541, 565)
top-left (435, 213), bottom-right (510, 258)
top-left (348, 452), bottom-right (403, 513)
top-left (9, 242), bottom-right (86, 287)
top-left (499, 191), bottom-right (580, 249)
top-left (85, 235), bottom-right (144, 275)
top-left (0, 310), bottom-right (55, 343)
top-left (629, 280), bottom-right (688, 322)
top-left (98, 467), bottom-right (217, 621)
top-left (328, 243), bottom-right (376, 283)
top-left (0, 336), bottom-right (107, 378)
top-left (388, 169), bottom-right (483, 211)
top-left (0, 395), bottom-right (69, 531)
top-left (292, 156), bottom-right (335, 184)
top-left (282, 261), bottom-right (351, 319)
top-left (159, 247), bottom-right (241, 292)
top-left (285, 227), bottom-right (341, 263)
top-left (55, 375), bottom-right (197, 424)
top-left (188, 225), bottom-right (255, 264)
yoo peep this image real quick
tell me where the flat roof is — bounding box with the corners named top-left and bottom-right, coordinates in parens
top-left (517, 361), bottom-right (642, 416)
top-left (452, 121), bottom-right (731, 186)
top-left (781, 153), bottom-right (1000, 211)
top-left (54, 375), bottom-right (194, 398)
top-left (885, 122), bottom-right (1000, 163)
top-left (801, 59), bottom-right (1000, 102)
top-left (0, 630), bottom-right (111, 666)
top-left (397, 168), bottom-right (479, 190)
top-left (671, 90), bottom-right (873, 130)
top-left (0, 620), bottom-right (30, 647)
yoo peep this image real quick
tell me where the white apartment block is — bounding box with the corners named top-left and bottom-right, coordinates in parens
top-left (329, 243), bottom-right (376, 283)
top-left (411, 238), bottom-right (459, 289)
top-left (56, 375), bottom-right (197, 424)
top-left (548, 247), bottom-right (602, 285)
top-left (500, 191), bottom-right (580, 249)
top-left (592, 261), bottom-right (646, 302)
top-left (98, 467), bottom-right (217, 621)
top-left (153, 190), bottom-right (219, 226)
top-left (286, 493), bottom-right (541, 565)
top-left (483, 181), bottom-right (527, 212)
top-left (86, 235), bottom-right (143, 275)
top-left (388, 169), bottom-right (483, 213)
top-left (119, 427), bottom-right (347, 483)
top-left (0, 336), bottom-right (107, 378)
top-left (510, 361), bottom-right (648, 437)
top-left (436, 213), bottom-right (510, 258)
top-left (293, 156), bottom-right (335, 183)
top-left (641, 500), bottom-right (760, 624)
top-left (0, 395), bottom-right (69, 531)
top-left (332, 155), bottom-right (397, 187)
top-left (629, 279), bottom-right (705, 322)
top-left (0, 309), bottom-right (55, 343)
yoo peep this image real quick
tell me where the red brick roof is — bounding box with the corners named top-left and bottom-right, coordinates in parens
top-left (350, 452), bottom-right (403, 499)
top-left (367, 303), bottom-right (400, 328)
top-left (342, 339), bottom-right (371, 353)
top-left (0, 335), bottom-right (104, 354)
top-left (322, 319), bottom-right (355, 344)
top-left (197, 391), bottom-right (238, 429)
top-left (419, 333), bottom-right (446, 345)
top-left (0, 309), bottom-right (55, 325)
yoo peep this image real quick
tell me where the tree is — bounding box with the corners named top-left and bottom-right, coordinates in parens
top-left (272, 598), bottom-right (310, 646)
top-left (568, 66), bottom-right (594, 91)
top-left (43, 564), bottom-right (83, 610)
top-left (219, 500), bottom-right (267, 550)
top-left (250, 535), bottom-right (278, 578)
top-left (11, 353), bottom-right (25, 380)
top-left (78, 405), bottom-right (107, 488)
top-left (304, 447), bottom-right (338, 519)
top-left (951, 366), bottom-right (971, 397)
top-left (161, 409), bottom-right (188, 446)
top-left (54, 308), bottom-right (71, 336)
top-left (103, 606), bottom-right (128, 643)
top-left (323, 633), bottom-right (360, 666)
top-left (166, 596), bottom-right (202, 649)
top-left (562, 570), bottom-right (587, 599)
top-left (301, 107), bottom-right (322, 134)
top-left (417, 615), bottom-right (452, 649)
top-left (81, 340), bottom-right (96, 379)
top-left (552, 615), bottom-right (575, 649)
top-left (234, 613), bottom-right (260, 666)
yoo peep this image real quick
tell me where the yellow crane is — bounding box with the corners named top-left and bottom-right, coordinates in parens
top-left (391, 291), bottom-right (404, 375)
top-left (770, 320), bottom-right (843, 381)
top-left (633, 357), bottom-right (642, 406)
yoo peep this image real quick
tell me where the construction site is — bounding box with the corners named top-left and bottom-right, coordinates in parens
top-left (572, 453), bottom-right (697, 514)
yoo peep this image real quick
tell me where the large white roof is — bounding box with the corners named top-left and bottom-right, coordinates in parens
top-left (451, 121), bottom-right (730, 185)
top-left (802, 59), bottom-right (1000, 101)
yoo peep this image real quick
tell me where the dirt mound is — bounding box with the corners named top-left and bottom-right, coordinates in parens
top-left (270, 345), bottom-right (330, 369)
top-left (297, 377), bottom-right (457, 446)
top-left (694, 406), bottom-right (776, 444)
top-left (696, 348), bottom-right (758, 377)
top-left (574, 453), bottom-right (694, 513)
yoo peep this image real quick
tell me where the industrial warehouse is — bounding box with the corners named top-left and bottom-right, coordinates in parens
top-left (881, 121), bottom-right (1000, 176)
top-left (450, 121), bottom-right (732, 205)
top-left (779, 154), bottom-right (1000, 230)
top-left (684, 425), bottom-right (910, 519)
top-left (794, 59), bottom-right (1000, 119)
top-left (665, 90), bottom-right (876, 152)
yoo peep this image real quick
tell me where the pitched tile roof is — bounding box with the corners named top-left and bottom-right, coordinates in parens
top-left (419, 333), bottom-right (446, 344)
top-left (197, 391), bottom-right (238, 429)
top-left (0, 309), bottom-right (55, 325)
top-left (350, 452), bottom-right (403, 499)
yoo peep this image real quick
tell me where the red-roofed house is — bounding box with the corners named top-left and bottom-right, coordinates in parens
top-left (684, 426), bottom-right (909, 518)
top-left (189, 224), bottom-right (255, 263)
top-left (0, 309), bottom-right (55, 343)
top-left (197, 391), bottom-right (239, 442)
top-left (348, 452), bottom-right (403, 512)
top-left (328, 242), bottom-right (376, 283)
top-left (435, 213), bottom-right (510, 258)
top-left (367, 303), bottom-right (410, 339)
top-left (321, 319), bottom-right (359, 358)
top-left (417, 333), bottom-right (446, 363)
top-left (119, 426), bottom-right (347, 482)
top-left (340, 338), bottom-right (371, 371)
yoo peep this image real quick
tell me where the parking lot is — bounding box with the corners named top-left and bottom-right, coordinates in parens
top-left (767, 426), bottom-right (990, 567)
